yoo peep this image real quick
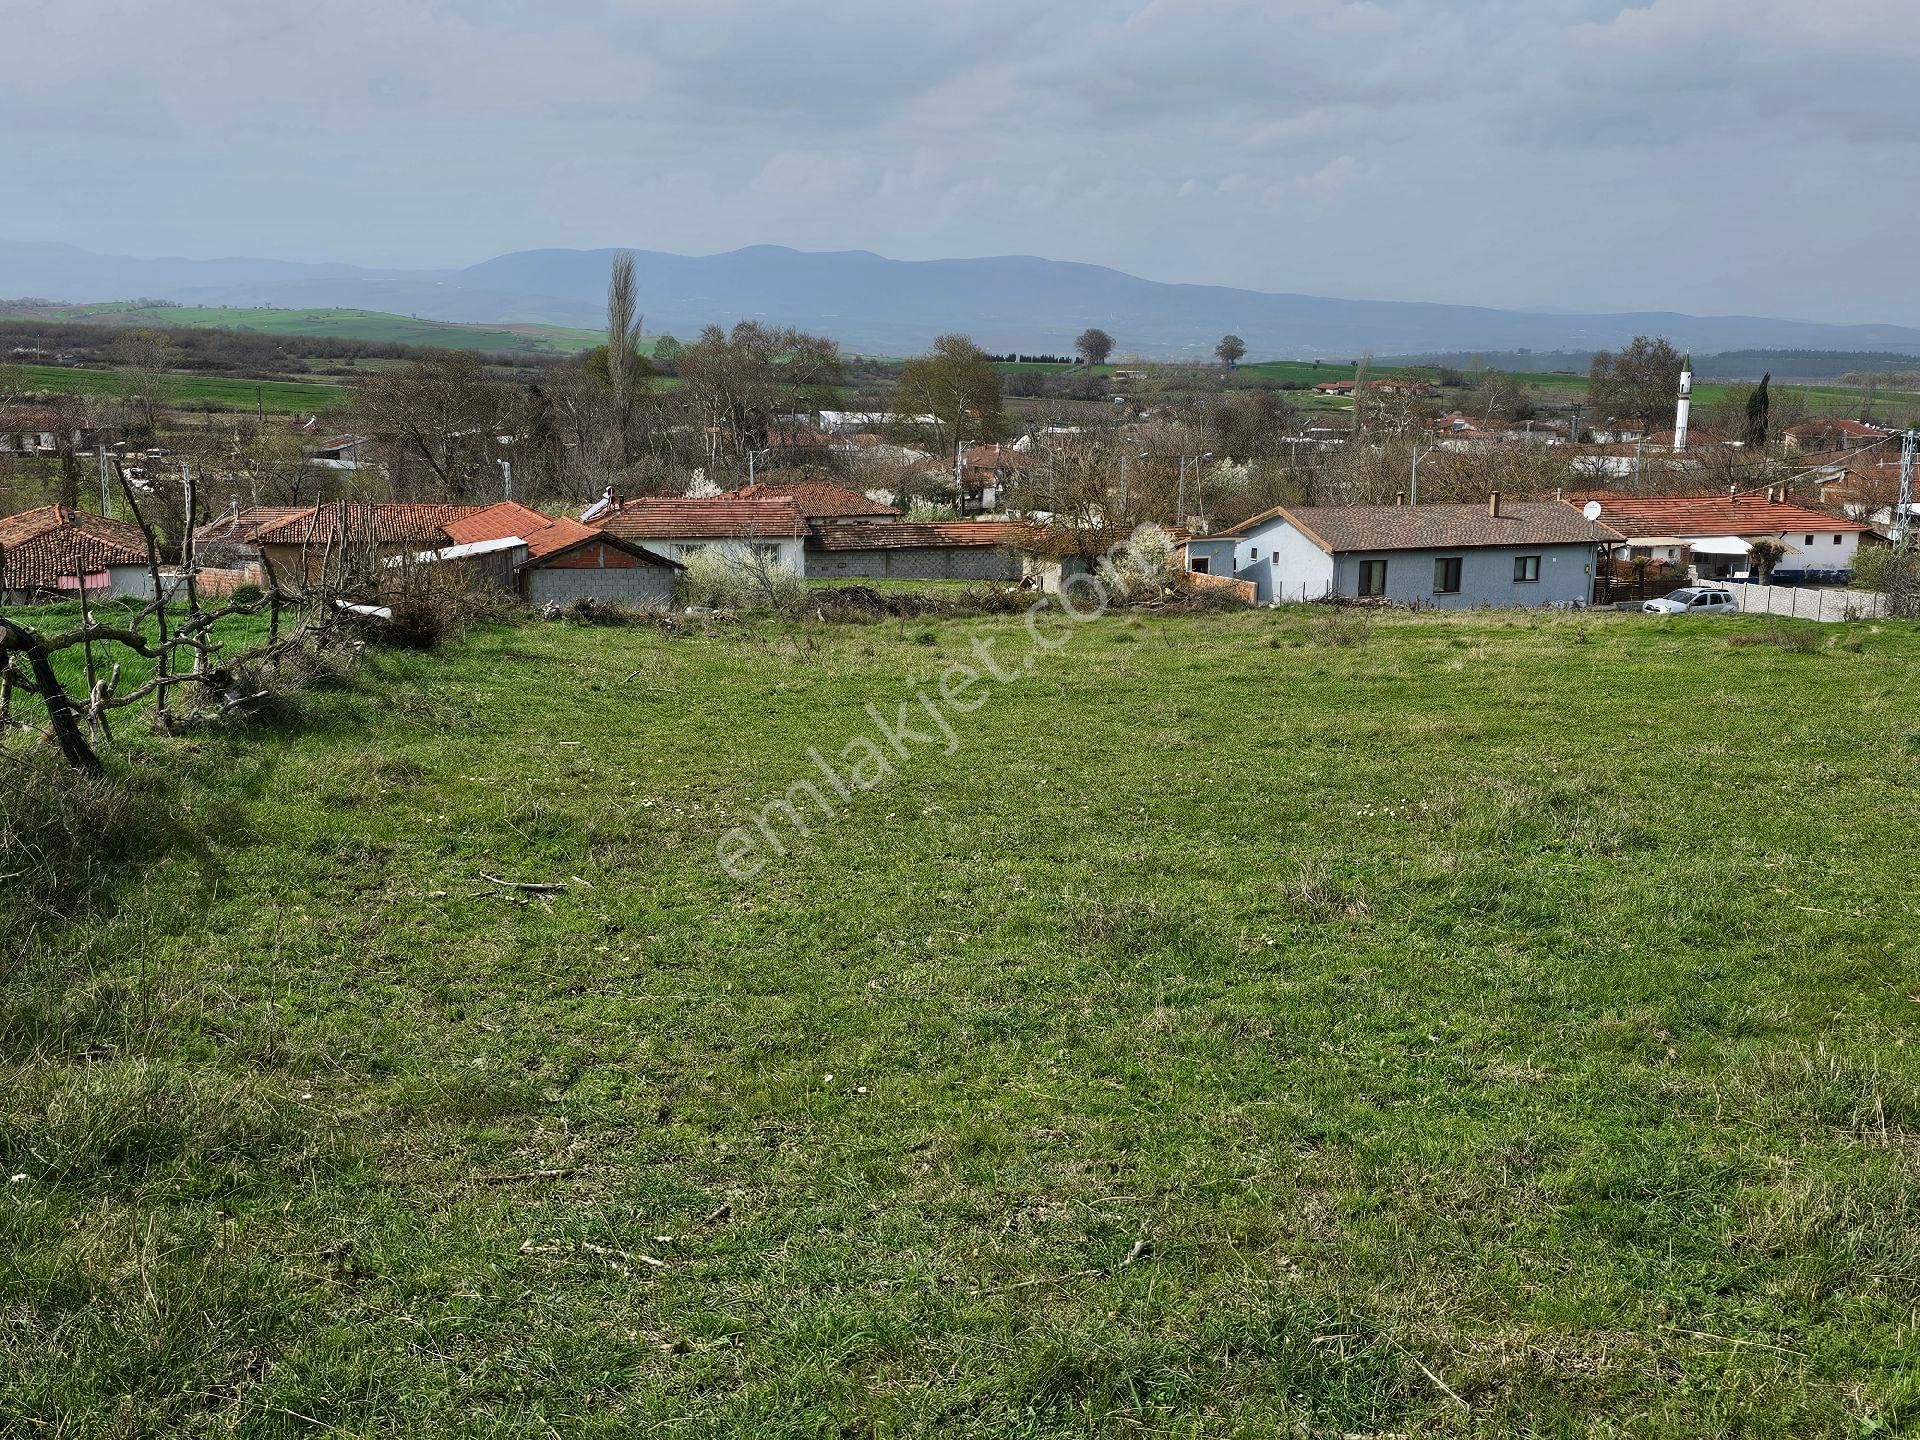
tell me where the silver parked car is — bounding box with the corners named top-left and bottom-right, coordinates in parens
top-left (1644, 586), bottom-right (1738, 615)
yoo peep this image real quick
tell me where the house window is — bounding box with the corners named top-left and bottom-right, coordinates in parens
top-left (1191, 556), bottom-right (1211, 575)
top-left (1357, 558), bottom-right (1388, 596)
top-left (1249, 547), bottom-right (1259, 559)
top-left (1514, 554), bottom-right (1541, 582)
top-left (1805, 534), bottom-right (1815, 545)
top-left (1835, 534), bottom-right (1844, 544)
top-left (1434, 556), bottom-right (1463, 594)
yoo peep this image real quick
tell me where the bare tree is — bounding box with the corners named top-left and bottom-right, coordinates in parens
top-left (352, 352), bottom-right (513, 500)
top-left (893, 334), bottom-right (1003, 462)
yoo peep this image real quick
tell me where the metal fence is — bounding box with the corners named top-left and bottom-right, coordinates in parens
top-left (1721, 582), bottom-right (1887, 622)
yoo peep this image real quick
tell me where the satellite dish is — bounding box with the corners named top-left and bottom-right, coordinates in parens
top-left (1582, 501), bottom-right (1603, 522)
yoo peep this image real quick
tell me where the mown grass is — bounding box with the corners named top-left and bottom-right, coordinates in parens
top-left (3, 603), bottom-right (1919, 1435)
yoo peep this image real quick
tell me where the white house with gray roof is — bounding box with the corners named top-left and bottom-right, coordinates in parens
top-left (1213, 496), bottom-right (1621, 607)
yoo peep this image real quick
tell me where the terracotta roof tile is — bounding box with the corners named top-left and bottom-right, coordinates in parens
top-left (251, 502), bottom-right (480, 546)
top-left (0, 505), bottom-right (150, 591)
top-left (735, 480), bottom-right (900, 521)
top-left (443, 501), bottom-right (555, 546)
top-left (596, 496), bottom-right (805, 540)
top-left (1591, 493), bottom-right (1872, 536)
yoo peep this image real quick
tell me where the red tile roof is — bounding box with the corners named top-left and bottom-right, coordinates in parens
top-left (518, 518), bottom-right (684, 569)
top-left (0, 505), bottom-right (150, 591)
top-left (1223, 500), bottom-right (1618, 551)
top-left (1590, 493), bottom-right (1872, 536)
top-left (443, 501), bottom-right (555, 546)
top-left (520, 516), bottom-right (599, 560)
top-left (595, 496), bottom-right (805, 540)
top-left (961, 444), bottom-right (1032, 472)
top-left (735, 480), bottom-right (900, 521)
top-left (193, 505), bottom-right (309, 548)
top-left (251, 502), bottom-right (480, 546)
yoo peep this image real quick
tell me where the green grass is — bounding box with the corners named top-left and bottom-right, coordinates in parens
top-left (6, 362), bottom-right (349, 413)
top-left (5, 603), bottom-right (1920, 1435)
top-left (0, 302), bottom-right (605, 356)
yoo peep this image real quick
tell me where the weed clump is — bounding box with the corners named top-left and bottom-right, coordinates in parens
top-left (1309, 608), bottom-right (1374, 647)
top-left (0, 748), bottom-right (173, 951)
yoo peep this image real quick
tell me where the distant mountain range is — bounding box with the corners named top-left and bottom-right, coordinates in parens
top-left (7, 236), bottom-right (1920, 361)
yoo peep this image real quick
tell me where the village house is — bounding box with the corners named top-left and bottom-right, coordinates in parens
top-left (1583, 490), bottom-right (1873, 581)
top-left (734, 478), bottom-right (900, 527)
top-left (1813, 459), bottom-right (1915, 533)
top-left (1214, 496), bottom-right (1616, 607)
top-left (1783, 419), bottom-right (1888, 454)
top-left (0, 410), bottom-right (107, 457)
top-left (0, 504), bottom-right (153, 603)
top-left (804, 520), bottom-right (1028, 581)
top-left (590, 495), bottom-right (808, 573)
top-left (249, 499), bottom-right (686, 606)
top-left (252, 502), bottom-right (483, 586)
top-left (956, 444), bottom-right (1030, 513)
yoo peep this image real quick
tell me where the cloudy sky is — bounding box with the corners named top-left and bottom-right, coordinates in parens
top-left (5, 0), bottom-right (1916, 322)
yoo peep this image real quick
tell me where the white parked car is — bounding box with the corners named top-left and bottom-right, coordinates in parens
top-left (1644, 586), bottom-right (1738, 615)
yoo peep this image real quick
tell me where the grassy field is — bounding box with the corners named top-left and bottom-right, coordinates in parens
top-left (4, 601), bottom-right (1920, 1435)
top-left (0, 302), bottom-right (604, 356)
top-left (5, 362), bottom-right (348, 414)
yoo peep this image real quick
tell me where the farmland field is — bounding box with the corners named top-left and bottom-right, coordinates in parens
top-left (0, 302), bottom-right (604, 356)
top-left (4, 602), bottom-right (1919, 1435)
top-left (3, 362), bottom-right (349, 413)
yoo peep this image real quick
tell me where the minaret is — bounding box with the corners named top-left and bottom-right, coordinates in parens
top-left (1673, 354), bottom-right (1692, 453)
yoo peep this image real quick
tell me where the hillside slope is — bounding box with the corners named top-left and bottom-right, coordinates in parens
top-left (8, 237), bottom-right (1920, 359)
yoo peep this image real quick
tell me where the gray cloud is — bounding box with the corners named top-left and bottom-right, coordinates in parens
top-left (1, 0), bottom-right (1914, 322)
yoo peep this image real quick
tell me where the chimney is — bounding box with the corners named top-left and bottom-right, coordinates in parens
top-left (1488, 491), bottom-right (1501, 518)
top-left (1769, 486), bottom-right (1782, 504)
top-left (1394, 491), bottom-right (1405, 506)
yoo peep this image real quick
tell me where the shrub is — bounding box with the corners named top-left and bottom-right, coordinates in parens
top-left (1096, 523), bottom-right (1177, 602)
top-left (373, 562), bottom-right (511, 650)
top-left (1852, 546), bottom-right (1920, 617)
top-left (679, 545), bottom-right (805, 612)
top-left (228, 582), bottom-right (264, 605)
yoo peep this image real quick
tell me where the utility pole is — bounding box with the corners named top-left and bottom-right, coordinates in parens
top-left (98, 446), bottom-right (111, 515)
top-left (1175, 452), bottom-right (1212, 529)
top-left (498, 459), bottom-right (512, 501)
top-left (1410, 438), bottom-right (1435, 505)
top-left (1897, 428), bottom-right (1917, 549)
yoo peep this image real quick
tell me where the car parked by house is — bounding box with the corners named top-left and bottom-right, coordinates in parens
top-left (1642, 586), bottom-right (1738, 615)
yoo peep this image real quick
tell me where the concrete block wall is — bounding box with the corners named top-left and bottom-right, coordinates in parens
top-left (527, 566), bottom-right (676, 609)
top-left (806, 546), bottom-right (1023, 582)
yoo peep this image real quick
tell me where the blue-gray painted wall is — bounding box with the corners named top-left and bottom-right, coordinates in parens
top-left (1327, 544), bottom-right (1594, 608)
top-left (1223, 513), bottom-right (1596, 607)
